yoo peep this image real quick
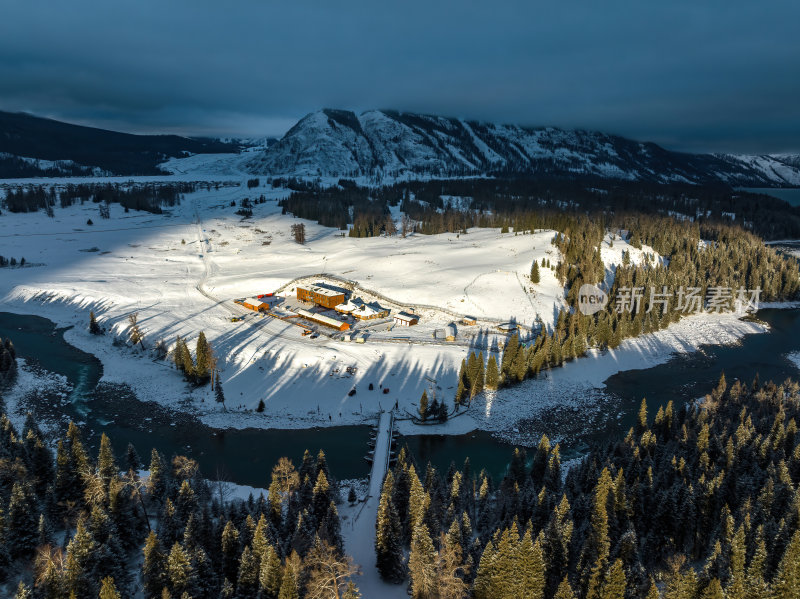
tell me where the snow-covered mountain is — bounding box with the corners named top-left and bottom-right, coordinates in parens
top-left (242, 109), bottom-right (800, 186)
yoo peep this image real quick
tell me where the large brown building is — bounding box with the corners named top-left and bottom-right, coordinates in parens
top-left (296, 283), bottom-right (346, 309)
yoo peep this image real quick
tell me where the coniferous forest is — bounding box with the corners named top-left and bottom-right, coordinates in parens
top-left (0, 385), bottom-right (359, 598)
top-left (377, 375), bottom-right (800, 598)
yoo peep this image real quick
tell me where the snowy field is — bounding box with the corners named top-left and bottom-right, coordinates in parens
top-left (0, 177), bottom-right (768, 438)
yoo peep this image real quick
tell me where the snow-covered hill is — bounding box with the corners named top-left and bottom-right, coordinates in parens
top-left (241, 108), bottom-right (800, 186)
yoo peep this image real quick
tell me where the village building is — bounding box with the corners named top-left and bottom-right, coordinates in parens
top-left (296, 283), bottom-right (346, 309)
top-left (296, 308), bottom-right (350, 331)
top-left (237, 297), bottom-right (268, 312)
top-left (335, 297), bottom-right (390, 320)
top-left (434, 324), bottom-right (458, 341)
top-left (393, 312), bottom-right (419, 326)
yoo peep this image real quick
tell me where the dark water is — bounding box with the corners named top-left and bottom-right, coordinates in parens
top-left (398, 430), bottom-right (519, 482)
top-left (601, 309), bottom-right (800, 436)
top-left (3, 309), bottom-right (800, 487)
top-left (403, 309), bottom-right (800, 478)
top-left (0, 312), bottom-right (371, 488)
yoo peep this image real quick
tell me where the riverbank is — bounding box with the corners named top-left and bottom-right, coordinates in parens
top-left (0, 299), bottom-right (769, 441)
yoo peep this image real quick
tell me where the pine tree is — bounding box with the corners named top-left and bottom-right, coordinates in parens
top-left (125, 442), bottom-right (141, 473)
top-left (419, 391), bottom-right (429, 421)
top-left (142, 531), bottom-right (167, 599)
top-left (408, 523), bottom-right (437, 599)
top-left (376, 472), bottom-right (405, 583)
top-left (221, 520), bottom-right (241, 584)
top-left (147, 449), bottom-right (168, 504)
top-left (166, 542), bottom-right (198, 598)
top-left (726, 524), bottom-right (746, 599)
top-left (215, 374), bottom-right (226, 407)
top-left (97, 433), bottom-right (117, 484)
top-left (701, 578), bottom-right (724, 599)
top-left (237, 546), bottom-right (260, 597)
top-left (194, 331), bottom-right (212, 383)
top-left (408, 466), bottom-right (429, 533)
top-left (514, 529), bottom-right (545, 599)
top-left (601, 559), bottom-right (626, 599)
top-left (455, 358), bottom-right (469, 405)
top-left (583, 469), bottom-right (612, 599)
top-left (636, 398), bottom-right (648, 436)
top-left (455, 378), bottom-right (467, 406)
top-left (554, 577), bottom-right (577, 599)
top-left (13, 582), bottom-right (31, 599)
top-left (65, 518), bottom-right (97, 598)
top-left (474, 351), bottom-right (485, 395)
top-left (531, 261), bottom-right (541, 284)
top-left (485, 354), bottom-right (499, 390)
top-left (772, 529), bottom-right (800, 598)
top-left (89, 311), bottom-right (103, 335)
top-left (98, 577), bottom-right (121, 599)
top-left (278, 561), bottom-right (299, 599)
top-left (259, 544), bottom-right (283, 598)
top-left (6, 482), bottom-right (37, 558)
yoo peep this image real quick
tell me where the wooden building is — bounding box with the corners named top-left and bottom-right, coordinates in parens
top-left (237, 297), bottom-right (268, 312)
top-left (296, 308), bottom-right (350, 331)
top-left (296, 284), bottom-right (346, 309)
top-left (394, 313), bottom-right (419, 326)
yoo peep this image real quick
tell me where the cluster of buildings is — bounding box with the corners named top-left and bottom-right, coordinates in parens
top-left (236, 282), bottom-right (420, 334)
top-left (295, 282), bottom-right (420, 331)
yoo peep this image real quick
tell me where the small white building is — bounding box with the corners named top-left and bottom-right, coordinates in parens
top-left (393, 312), bottom-right (419, 326)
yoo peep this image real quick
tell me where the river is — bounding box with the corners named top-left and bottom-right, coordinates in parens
top-left (2, 309), bottom-right (800, 487)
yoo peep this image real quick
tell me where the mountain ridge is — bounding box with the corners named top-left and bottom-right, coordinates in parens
top-left (242, 108), bottom-right (800, 187)
top-left (0, 110), bottom-right (240, 177)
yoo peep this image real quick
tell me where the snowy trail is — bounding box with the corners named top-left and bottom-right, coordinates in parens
top-left (343, 411), bottom-right (406, 598)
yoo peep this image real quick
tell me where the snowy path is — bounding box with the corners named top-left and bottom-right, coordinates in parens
top-left (343, 411), bottom-right (406, 598)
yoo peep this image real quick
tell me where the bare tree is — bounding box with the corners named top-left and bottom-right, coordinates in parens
top-left (401, 214), bottom-right (412, 238)
top-left (128, 312), bottom-right (145, 349)
top-left (384, 214), bottom-right (397, 237)
top-left (436, 533), bottom-right (470, 599)
top-left (305, 539), bottom-right (361, 599)
top-left (271, 457), bottom-right (300, 496)
top-left (35, 544), bottom-right (67, 593)
top-left (291, 222), bottom-right (306, 244)
top-left (172, 455), bottom-right (199, 482)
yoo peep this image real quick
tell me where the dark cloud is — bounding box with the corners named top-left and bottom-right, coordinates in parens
top-left (0, 0), bottom-right (797, 153)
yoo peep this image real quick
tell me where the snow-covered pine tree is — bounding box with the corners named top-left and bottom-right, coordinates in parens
top-left (376, 472), bottom-right (405, 583)
top-left (408, 523), bottom-right (437, 599)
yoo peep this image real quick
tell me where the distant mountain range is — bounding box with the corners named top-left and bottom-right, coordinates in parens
top-left (0, 110), bottom-right (239, 177)
top-left (242, 109), bottom-right (800, 186)
top-left (1, 107), bottom-right (799, 187)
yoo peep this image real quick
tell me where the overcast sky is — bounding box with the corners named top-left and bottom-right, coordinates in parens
top-left (1, 1), bottom-right (798, 153)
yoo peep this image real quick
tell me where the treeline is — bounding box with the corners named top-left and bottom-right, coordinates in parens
top-left (277, 178), bottom-right (800, 241)
top-left (2, 182), bottom-right (197, 214)
top-left (280, 186), bottom-right (379, 231)
top-left (376, 375), bottom-right (800, 598)
top-left (0, 155), bottom-right (98, 178)
top-left (441, 214), bottom-right (799, 405)
top-left (0, 413), bottom-right (359, 598)
top-left (0, 256), bottom-right (27, 268)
